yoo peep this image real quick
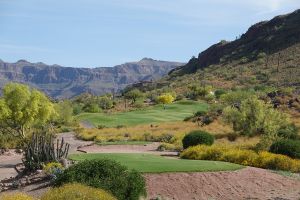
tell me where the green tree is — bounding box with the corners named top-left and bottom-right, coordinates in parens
top-left (220, 90), bottom-right (255, 106)
top-left (157, 93), bottom-right (175, 109)
top-left (188, 85), bottom-right (212, 100)
top-left (0, 83), bottom-right (55, 139)
top-left (84, 103), bottom-right (101, 113)
top-left (54, 100), bottom-right (74, 125)
top-left (223, 96), bottom-right (290, 137)
top-left (124, 89), bottom-right (143, 103)
top-left (98, 96), bottom-right (113, 110)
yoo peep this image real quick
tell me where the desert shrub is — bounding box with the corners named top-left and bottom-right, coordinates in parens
top-left (220, 90), bottom-right (255, 106)
top-left (194, 110), bottom-right (207, 117)
top-left (269, 139), bottom-right (300, 159)
top-left (83, 103), bottom-right (101, 113)
top-left (94, 135), bottom-right (106, 143)
top-left (132, 102), bottom-right (145, 108)
top-left (214, 89), bottom-right (227, 99)
top-left (183, 116), bottom-right (194, 121)
top-left (180, 145), bottom-right (300, 172)
top-left (54, 159), bottom-right (146, 200)
top-left (115, 125), bottom-right (126, 129)
top-left (182, 130), bottom-right (214, 149)
top-left (223, 96), bottom-right (290, 137)
top-left (204, 94), bottom-right (215, 102)
top-left (157, 133), bottom-right (174, 143)
top-left (0, 193), bottom-right (34, 200)
top-left (0, 133), bottom-right (22, 149)
top-left (77, 131), bottom-right (96, 141)
top-left (98, 96), bottom-right (113, 110)
top-left (201, 116), bottom-right (214, 125)
top-left (227, 132), bottom-right (239, 142)
top-left (221, 148), bottom-right (257, 166)
top-left (97, 125), bottom-right (107, 129)
top-left (72, 103), bottom-right (83, 115)
top-left (43, 162), bottom-right (64, 179)
top-left (278, 87), bottom-right (294, 96)
top-left (41, 183), bottom-right (116, 200)
top-left (256, 151), bottom-right (300, 172)
top-left (157, 142), bottom-right (181, 152)
top-left (277, 124), bottom-right (299, 139)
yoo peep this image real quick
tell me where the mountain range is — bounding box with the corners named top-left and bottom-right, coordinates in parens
top-left (0, 58), bottom-right (184, 99)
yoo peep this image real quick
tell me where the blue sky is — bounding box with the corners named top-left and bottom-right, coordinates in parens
top-left (0, 0), bottom-right (300, 67)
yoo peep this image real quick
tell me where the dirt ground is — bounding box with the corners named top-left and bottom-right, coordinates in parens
top-left (0, 150), bottom-right (22, 180)
top-left (1, 132), bottom-right (300, 200)
top-left (78, 142), bottom-right (178, 156)
top-left (145, 167), bottom-right (300, 200)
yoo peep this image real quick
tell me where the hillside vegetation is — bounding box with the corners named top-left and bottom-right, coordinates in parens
top-left (130, 9), bottom-right (300, 93)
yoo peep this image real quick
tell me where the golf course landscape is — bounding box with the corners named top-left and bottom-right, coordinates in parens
top-left (1, 3), bottom-right (300, 200)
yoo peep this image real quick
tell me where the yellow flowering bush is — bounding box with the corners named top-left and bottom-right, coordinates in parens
top-left (181, 145), bottom-right (300, 172)
top-left (222, 149), bottom-right (257, 166)
top-left (43, 162), bottom-right (64, 175)
top-left (41, 183), bottom-right (116, 200)
top-left (0, 193), bottom-right (35, 200)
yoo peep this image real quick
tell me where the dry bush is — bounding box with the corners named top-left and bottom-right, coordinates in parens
top-left (181, 144), bottom-right (300, 172)
top-left (76, 120), bottom-right (233, 143)
top-left (41, 183), bottom-right (116, 200)
top-left (0, 193), bottom-right (35, 200)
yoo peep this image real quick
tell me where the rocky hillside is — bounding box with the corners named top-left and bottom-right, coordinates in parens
top-left (134, 9), bottom-right (300, 93)
top-left (0, 58), bottom-right (183, 99)
top-left (172, 9), bottom-right (300, 75)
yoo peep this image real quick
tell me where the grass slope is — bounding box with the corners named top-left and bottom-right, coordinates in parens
top-left (69, 153), bottom-right (243, 173)
top-left (77, 100), bottom-right (207, 127)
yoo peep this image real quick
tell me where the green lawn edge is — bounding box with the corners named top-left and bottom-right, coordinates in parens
top-left (69, 153), bottom-right (244, 173)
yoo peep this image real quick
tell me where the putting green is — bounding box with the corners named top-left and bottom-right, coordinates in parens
top-left (77, 100), bottom-right (208, 127)
top-left (69, 153), bottom-right (243, 173)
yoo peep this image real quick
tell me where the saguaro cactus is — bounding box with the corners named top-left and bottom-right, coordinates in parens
top-left (23, 134), bottom-right (70, 171)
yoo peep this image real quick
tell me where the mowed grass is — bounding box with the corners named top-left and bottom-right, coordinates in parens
top-left (69, 153), bottom-right (243, 173)
top-left (77, 100), bottom-right (208, 127)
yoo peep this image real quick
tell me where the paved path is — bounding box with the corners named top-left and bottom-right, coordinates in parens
top-left (0, 132), bottom-right (92, 181)
top-left (0, 152), bottom-right (22, 180)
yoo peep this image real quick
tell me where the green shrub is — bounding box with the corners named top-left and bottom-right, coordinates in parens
top-left (157, 143), bottom-right (181, 152)
top-left (41, 183), bottom-right (116, 200)
top-left (194, 110), bottom-right (207, 117)
top-left (201, 116), bottom-right (214, 125)
top-left (0, 133), bottom-right (22, 149)
top-left (182, 130), bottom-right (214, 149)
top-left (214, 89), bottom-right (227, 99)
top-left (277, 124), bottom-right (299, 139)
top-left (54, 159), bottom-right (146, 200)
top-left (269, 139), bottom-right (300, 159)
top-left (97, 125), bottom-right (107, 129)
top-left (157, 133), bottom-right (173, 143)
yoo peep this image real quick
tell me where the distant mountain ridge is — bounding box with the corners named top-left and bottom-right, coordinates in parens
top-left (0, 58), bottom-right (184, 99)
